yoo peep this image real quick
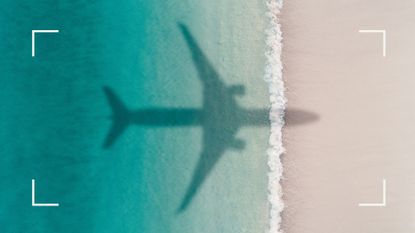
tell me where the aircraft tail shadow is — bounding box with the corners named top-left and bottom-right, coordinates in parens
top-left (102, 86), bottom-right (130, 148)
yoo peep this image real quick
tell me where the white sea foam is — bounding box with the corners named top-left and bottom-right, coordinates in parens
top-left (264, 0), bottom-right (285, 233)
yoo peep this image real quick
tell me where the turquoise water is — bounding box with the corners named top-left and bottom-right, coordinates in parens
top-left (0, 1), bottom-right (270, 232)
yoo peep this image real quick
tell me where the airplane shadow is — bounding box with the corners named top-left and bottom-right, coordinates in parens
top-left (102, 23), bottom-right (319, 213)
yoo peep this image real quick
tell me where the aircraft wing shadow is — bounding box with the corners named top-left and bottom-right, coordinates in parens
top-left (177, 23), bottom-right (243, 212)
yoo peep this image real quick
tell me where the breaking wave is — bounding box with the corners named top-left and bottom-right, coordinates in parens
top-left (264, 0), bottom-right (285, 233)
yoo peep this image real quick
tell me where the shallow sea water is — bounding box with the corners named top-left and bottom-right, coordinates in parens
top-left (0, 1), bottom-right (270, 232)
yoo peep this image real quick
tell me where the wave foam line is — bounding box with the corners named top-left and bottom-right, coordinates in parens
top-left (264, 0), bottom-right (285, 233)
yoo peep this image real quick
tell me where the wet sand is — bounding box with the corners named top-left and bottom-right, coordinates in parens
top-left (281, 1), bottom-right (415, 232)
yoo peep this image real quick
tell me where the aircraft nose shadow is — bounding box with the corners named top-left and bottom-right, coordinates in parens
top-left (284, 108), bottom-right (319, 127)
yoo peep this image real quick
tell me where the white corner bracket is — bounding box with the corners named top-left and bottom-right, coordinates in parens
top-left (358, 179), bottom-right (386, 207)
top-left (31, 30), bottom-right (59, 57)
top-left (358, 29), bottom-right (386, 57)
top-left (32, 179), bottom-right (59, 207)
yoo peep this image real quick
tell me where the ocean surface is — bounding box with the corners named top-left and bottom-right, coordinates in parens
top-left (0, 1), bottom-right (277, 232)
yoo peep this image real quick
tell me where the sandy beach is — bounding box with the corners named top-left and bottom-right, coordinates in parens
top-left (281, 1), bottom-right (415, 232)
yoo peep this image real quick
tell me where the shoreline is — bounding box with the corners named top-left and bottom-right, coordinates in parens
top-left (264, 0), bottom-right (285, 233)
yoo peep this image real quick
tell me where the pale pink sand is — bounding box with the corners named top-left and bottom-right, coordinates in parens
top-left (281, 1), bottom-right (415, 232)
